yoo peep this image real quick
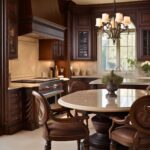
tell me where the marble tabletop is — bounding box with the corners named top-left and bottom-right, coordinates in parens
top-left (58, 89), bottom-right (147, 113)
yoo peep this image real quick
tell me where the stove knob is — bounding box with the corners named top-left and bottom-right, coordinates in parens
top-left (53, 84), bottom-right (58, 89)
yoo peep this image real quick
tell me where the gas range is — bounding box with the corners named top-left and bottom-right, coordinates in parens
top-left (12, 77), bottom-right (64, 97)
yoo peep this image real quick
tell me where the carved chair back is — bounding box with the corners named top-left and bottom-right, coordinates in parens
top-left (32, 91), bottom-right (51, 126)
top-left (68, 80), bottom-right (88, 93)
top-left (130, 95), bottom-right (150, 135)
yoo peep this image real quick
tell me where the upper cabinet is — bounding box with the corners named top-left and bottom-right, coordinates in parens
top-left (8, 0), bottom-right (18, 59)
top-left (72, 14), bottom-right (97, 60)
top-left (137, 9), bottom-right (150, 60)
top-left (39, 39), bottom-right (65, 60)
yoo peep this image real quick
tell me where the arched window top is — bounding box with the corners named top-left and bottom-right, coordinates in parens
top-left (128, 21), bottom-right (136, 30)
top-left (98, 23), bottom-right (136, 73)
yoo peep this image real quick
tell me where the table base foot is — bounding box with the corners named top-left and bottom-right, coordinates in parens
top-left (89, 133), bottom-right (110, 150)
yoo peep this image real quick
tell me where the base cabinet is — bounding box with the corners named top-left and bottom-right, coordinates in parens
top-left (5, 89), bottom-right (22, 134)
top-left (6, 87), bottom-right (39, 134)
top-left (22, 87), bottom-right (39, 130)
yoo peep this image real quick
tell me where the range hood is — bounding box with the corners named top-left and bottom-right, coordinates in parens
top-left (18, 0), bottom-right (66, 40)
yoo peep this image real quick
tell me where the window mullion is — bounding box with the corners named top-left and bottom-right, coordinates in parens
top-left (116, 39), bottom-right (121, 70)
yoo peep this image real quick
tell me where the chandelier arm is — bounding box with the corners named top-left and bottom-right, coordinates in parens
top-left (95, 0), bottom-right (131, 44)
top-left (103, 29), bottom-right (111, 39)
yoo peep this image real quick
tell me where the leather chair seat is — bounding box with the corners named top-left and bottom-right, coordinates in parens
top-left (48, 120), bottom-right (87, 140)
top-left (32, 90), bottom-right (89, 150)
top-left (50, 103), bottom-right (65, 112)
top-left (111, 126), bottom-right (136, 147)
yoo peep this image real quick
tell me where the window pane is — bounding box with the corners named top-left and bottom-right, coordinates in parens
top-left (128, 33), bottom-right (135, 46)
top-left (102, 36), bottom-right (117, 70)
top-left (101, 27), bottom-right (136, 72)
top-left (120, 33), bottom-right (128, 46)
top-left (120, 47), bottom-right (128, 58)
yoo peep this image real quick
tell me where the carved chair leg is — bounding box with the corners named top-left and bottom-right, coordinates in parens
top-left (45, 140), bottom-right (51, 150)
top-left (67, 109), bottom-right (73, 118)
top-left (83, 138), bottom-right (89, 150)
top-left (110, 140), bottom-right (117, 150)
top-left (77, 140), bottom-right (81, 150)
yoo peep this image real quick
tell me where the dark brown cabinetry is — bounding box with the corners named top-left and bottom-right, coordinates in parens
top-left (7, 0), bottom-right (18, 59)
top-left (140, 29), bottom-right (150, 60)
top-left (39, 39), bottom-right (65, 60)
top-left (53, 40), bottom-right (65, 60)
top-left (72, 15), bottom-right (96, 60)
top-left (5, 89), bottom-right (22, 134)
top-left (138, 9), bottom-right (150, 60)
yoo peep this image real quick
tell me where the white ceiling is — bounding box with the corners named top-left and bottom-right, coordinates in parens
top-left (72, 0), bottom-right (145, 5)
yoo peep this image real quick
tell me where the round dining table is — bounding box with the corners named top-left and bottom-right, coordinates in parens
top-left (58, 89), bottom-right (147, 150)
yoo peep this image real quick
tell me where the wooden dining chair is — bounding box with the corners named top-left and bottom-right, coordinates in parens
top-left (32, 90), bottom-right (89, 150)
top-left (68, 80), bottom-right (89, 125)
top-left (109, 95), bottom-right (150, 150)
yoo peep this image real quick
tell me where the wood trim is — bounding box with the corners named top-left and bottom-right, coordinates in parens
top-left (19, 16), bottom-right (66, 40)
top-left (0, 0), bottom-right (9, 135)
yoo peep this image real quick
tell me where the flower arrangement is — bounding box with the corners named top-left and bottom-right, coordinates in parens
top-left (102, 70), bottom-right (123, 86)
top-left (140, 61), bottom-right (150, 73)
top-left (102, 70), bottom-right (123, 96)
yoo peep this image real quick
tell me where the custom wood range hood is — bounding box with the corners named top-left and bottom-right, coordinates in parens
top-left (18, 0), bottom-right (66, 40)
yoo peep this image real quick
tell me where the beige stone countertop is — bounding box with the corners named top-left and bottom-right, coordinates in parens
top-left (71, 75), bottom-right (100, 78)
top-left (90, 78), bottom-right (150, 85)
top-left (72, 75), bottom-right (150, 79)
top-left (8, 83), bottom-right (40, 90)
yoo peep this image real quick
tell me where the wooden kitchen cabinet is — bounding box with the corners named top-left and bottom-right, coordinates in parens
top-left (137, 9), bottom-right (150, 60)
top-left (7, 0), bottom-right (18, 59)
top-left (139, 29), bottom-right (150, 60)
top-left (22, 87), bottom-right (39, 130)
top-left (39, 39), bottom-right (65, 60)
top-left (5, 89), bottom-right (23, 134)
top-left (72, 15), bottom-right (96, 60)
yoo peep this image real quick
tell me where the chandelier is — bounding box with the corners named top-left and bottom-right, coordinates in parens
top-left (95, 0), bottom-right (131, 44)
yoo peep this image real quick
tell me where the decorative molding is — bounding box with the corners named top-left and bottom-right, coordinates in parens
top-left (0, 0), bottom-right (9, 135)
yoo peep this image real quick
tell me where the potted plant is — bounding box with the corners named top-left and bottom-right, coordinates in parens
top-left (140, 61), bottom-right (150, 76)
top-left (102, 70), bottom-right (123, 96)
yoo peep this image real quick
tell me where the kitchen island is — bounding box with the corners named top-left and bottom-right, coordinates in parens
top-left (90, 78), bottom-right (150, 89)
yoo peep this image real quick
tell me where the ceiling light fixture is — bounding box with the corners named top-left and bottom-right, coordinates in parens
top-left (95, 0), bottom-right (131, 44)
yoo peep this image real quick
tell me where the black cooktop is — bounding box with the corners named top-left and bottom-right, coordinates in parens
top-left (12, 77), bottom-right (58, 84)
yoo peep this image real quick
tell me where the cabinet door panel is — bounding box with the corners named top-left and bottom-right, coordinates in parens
top-left (72, 14), bottom-right (96, 60)
top-left (6, 89), bottom-right (22, 134)
top-left (39, 39), bottom-right (65, 60)
top-left (76, 30), bottom-right (91, 60)
top-left (8, 0), bottom-right (18, 59)
top-left (138, 28), bottom-right (150, 60)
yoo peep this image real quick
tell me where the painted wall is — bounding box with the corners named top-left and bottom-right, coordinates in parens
top-left (9, 36), bottom-right (54, 80)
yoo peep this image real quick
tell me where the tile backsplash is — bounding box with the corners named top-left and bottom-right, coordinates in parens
top-left (70, 61), bottom-right (97, 76)
top-left (9, 36), bottom-right (54, 80)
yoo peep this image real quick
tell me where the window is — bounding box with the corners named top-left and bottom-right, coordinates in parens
top-left (100, 23), bottom-right (136, 72)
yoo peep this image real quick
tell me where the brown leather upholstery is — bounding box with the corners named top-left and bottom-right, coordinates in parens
top-left (68, 80), bottom-right (88, 93)
top-left (109, 95), bottom-right (150, 150)
top-left (32, 91), bottom-right (89, 150)
top-left (50, 103), bottom-right (72, 117)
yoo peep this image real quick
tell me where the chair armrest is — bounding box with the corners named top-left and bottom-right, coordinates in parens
top-left (109, 114), bottom-right (130, 138)
top-left (110, 115), bottom-right (130, 125)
